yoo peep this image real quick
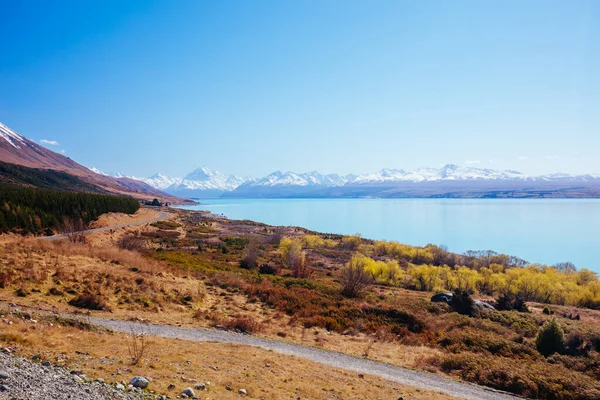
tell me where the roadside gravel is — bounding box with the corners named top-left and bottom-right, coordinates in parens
top-left (0, 351), bottom-right (159, 400)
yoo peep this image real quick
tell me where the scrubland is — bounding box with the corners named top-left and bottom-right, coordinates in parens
top-left (2, 207), bottom-right (600, 399)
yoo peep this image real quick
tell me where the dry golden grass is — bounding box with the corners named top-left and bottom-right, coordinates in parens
top-left (0, 314), bottom-right (458, 400)
top-left (0, 234), bottom-right (444, 372)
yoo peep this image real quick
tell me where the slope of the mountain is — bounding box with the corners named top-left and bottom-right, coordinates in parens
top-left (0, 160), bottom-right (101, 192)
top-left (0, 122), bottom-right (185, 202)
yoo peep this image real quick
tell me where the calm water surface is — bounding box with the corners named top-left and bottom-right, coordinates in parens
top-left (178, 199), bottom-right (600, 271)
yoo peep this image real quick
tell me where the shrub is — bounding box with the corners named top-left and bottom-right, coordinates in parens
top-left (536, 318), bottom-right (565, 356)
top-left (118, 234), bottom-right (144, 251)
top-left (239, 241), bottom-right (258, 270)
top-left (450, 289), bottom-right (475, 316)
top-left (280, 237), bottom-right (310, 278)
top-left (258, 263), bottom-right (278, 275)
top-left (68, 294), bottom-right (110, 311)
top-left (340, 254), bottom-right (373, 298)
top-left (213, 316), bottom-right (262, 334)
top-left (565, 332), bottom-right (589, 356)
top-left (495, 293), bottom-right (529, 312)
top-left (340, 234), bottom-right (362, 250)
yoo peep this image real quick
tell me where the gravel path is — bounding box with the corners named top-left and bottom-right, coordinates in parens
top-left (42, 211), bottom-right (169, 241)
top-left (0, 351), bottom-right (158, 400)
top-left (88, 316), bottom-right (520, 400)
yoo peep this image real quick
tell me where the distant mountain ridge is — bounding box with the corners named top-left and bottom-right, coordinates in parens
top-left (112, 164), bottom-right (600, 199)
top-left (0, 122), bottom-right (182, 202)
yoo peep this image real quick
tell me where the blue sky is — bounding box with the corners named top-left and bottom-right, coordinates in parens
top-left (1, 0), bottom-right (598, 177)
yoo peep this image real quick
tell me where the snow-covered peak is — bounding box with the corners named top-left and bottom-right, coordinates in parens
top-left (241, 171), bottom-right (349, 187)
top-left (88, 167), bottom-right (109, 176)
top-left (183, 166), bottom-right (226, 182)
top-left (0, 122), bottom-right (27, 149)
top-left (350, 165), bottom-right (528, 184)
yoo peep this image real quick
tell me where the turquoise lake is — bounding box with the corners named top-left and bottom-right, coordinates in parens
top-left (177, 199), bottom-right (600, 271)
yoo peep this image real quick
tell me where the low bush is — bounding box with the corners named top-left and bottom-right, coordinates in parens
top-left (68, 294), bottom-right (110, 311)
top-left (258, 263), bottom-right (279, 275)
top-left (495, 293), bottom-right (529, 312)
top-left (117, 234), bottom-right (144, 251)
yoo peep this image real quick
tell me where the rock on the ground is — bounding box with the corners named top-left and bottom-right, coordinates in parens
top-left (239, 388), bottom-right (248, 395)
top-left (474, 300), bottom-right (496, 311)
top-left (430, 292), bottom-right (453, 303)
top-left (181, 386), bottom-right (195, 397)
top-left (130, 376), bottom-right (150, 389)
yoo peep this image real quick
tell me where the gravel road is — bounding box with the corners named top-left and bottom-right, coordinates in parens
top-left (42, 211), bottom-right (169, 241)
top-left (88, 316), bottom-right (520, 400)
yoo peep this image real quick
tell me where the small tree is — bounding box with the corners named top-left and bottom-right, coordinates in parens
top-left (536, 318), bottom-right (565, 356)
top-left (63, 217), bottom-right (86, 243)
top-left (240, 240), bottom-right (259, 269)
top-left (340, 254), bottom-right (374, 298)
top-left (280, 237), bottom-right (310, 278)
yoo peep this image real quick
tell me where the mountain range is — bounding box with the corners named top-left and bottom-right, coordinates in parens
top-left (101, 164), bottom-right (600, 199)
top-left (3, 121), bottom-right (599, 200)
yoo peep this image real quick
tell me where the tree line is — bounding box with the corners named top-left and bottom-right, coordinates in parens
top-left (0, 183), bottom-right (140, 234)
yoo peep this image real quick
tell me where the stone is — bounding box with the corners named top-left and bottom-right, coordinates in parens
top-left (226, 385), bottom-right (232, 391)
top-left (430, 293), bottom-right (453, 303)
top-left (95, 378), bottom-right (105, 384)
top-left (473, 300), bottom-right (496, 311)
top-left (130, 376), bottom-right (150, 389)
top-left (41, 361), bottom-right (51, 367)
top-left (194, 382), bottom-right (206, 390)
top-left (115, 383), bottom-right (125, 391)
top-left (181, 387), bottom-right (195, 397)
top-left (239, 388), bottom-right (248, 395)
top-left (0, 384), bottom-right (7, 392)
top-left (0, 371), bottom-right (8, 380)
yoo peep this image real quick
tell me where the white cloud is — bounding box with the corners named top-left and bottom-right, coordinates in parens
top-left (465, 160), bottom-right (481, 165)
top-left (59, 149), bottom-right (66, 154)
top-left (544, 155), bottom-right (559, 160)
top-left (40, 139), bottom-right (60, 146)
top-left (517, 156), bottom-right (528, 160)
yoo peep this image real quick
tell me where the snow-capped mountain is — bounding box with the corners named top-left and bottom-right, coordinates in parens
top-left (86, 162), bottom-right (600, 199)
top-left (350, 164), bottom-right (526, 184)
top-left (94, 167), bottom-right (253, 198)
top-left (241, 171), bottom-right (350, 188)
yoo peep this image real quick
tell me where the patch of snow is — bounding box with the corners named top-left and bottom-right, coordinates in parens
top-left (0, 122), bottom-right (27, 149)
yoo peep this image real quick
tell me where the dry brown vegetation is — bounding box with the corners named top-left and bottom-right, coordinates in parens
top-left (2, 207), bottom-right (600, 399)
top-left (0, 312), bottom-right (455, 400)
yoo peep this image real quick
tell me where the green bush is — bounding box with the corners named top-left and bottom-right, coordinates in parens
top-left (536, 318), bottom-right (565, 356)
